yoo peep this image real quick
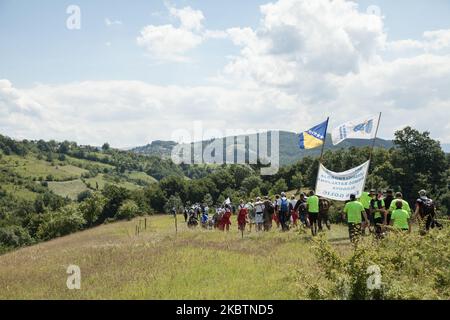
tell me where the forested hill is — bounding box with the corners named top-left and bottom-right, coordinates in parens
top-left (131, 131), bottom-right (394, 165)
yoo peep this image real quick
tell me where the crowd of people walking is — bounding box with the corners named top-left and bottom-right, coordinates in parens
top-left (176, 188), bottom-right (443, 243)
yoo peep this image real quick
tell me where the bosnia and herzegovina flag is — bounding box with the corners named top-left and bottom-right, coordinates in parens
top-left (299, 119), bottom-right (329, 149)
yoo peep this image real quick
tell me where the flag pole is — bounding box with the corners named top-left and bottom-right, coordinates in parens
top-left (315, 117), bottom-right (330, 193)
top-left (319, 117), bottom-right (330, 164)
top-left (368, 112), bottom-right (382, 162)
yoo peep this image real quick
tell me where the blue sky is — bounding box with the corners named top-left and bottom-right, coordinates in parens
top-left (1, 0), bottom-right (450, 147)
top-left (2, 0), bottom-right (449, 87)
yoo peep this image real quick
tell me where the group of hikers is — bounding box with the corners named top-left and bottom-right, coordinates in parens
top-left (176, 188), bottom-right (442, 243)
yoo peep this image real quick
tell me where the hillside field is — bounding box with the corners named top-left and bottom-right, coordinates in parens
top-left (0, 215), bottom-right (352, 299)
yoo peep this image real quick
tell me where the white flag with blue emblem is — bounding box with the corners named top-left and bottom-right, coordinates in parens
top-left (331, 114), bottom-right (379, 145)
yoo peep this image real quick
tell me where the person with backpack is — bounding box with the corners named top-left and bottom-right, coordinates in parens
top-left (221, 204), bottom-right (232, 232)
top-left (390, 200), bottom-right (411, 233)
top-left (343, 194), bottom-right (369, 243)
top-left (318, 197), bottom-right (331, 232)
top-left (278, 192), bottom-right (290, 231)
top-left (263, 196), bottom-right (274, 231)
top-left (237, 199), bottom-right (248, 232)
top-left (294, 193), bottom-right (308, 227)
top-left (414, 189), bottom-right (442, 232)
top-left (306, 190), bottom-right (319, 236)
top-left (254, 197), bottom-right (265, 232)
top-left (370, 190), bottom-right (386, 238)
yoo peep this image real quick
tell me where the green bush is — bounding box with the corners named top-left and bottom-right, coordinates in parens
top-left (0, 226), bottom-right (33, 247)
top-left (115, 200), bottom-right (139, 221)
top-left (300, 227), bottom-right (450, 300)
top-left (37, 204), bottom-right (86, 240)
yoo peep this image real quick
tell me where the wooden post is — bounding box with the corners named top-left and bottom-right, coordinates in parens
top-left (145, 218), bottom-right (147, 230)
top-left (174, 212), bottom-right (178, 235)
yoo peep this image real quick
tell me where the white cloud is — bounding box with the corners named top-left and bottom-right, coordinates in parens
top-left (137, 5), bottom-right (207, 62)
top-left (169, 6), bottom-right (204, 31)
top-left (2, 0), bottom-right (450, 146)
top-left (137, 25), bottom-right (203, 62)
top-left (105, 18), bottom-right (123, 26)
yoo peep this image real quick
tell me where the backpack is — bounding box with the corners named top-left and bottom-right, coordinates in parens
top-left (280, 198), bottom-right (288, 213)
top-left (419, 198), bottom-right (435, 217)
top-left (320, 199), bottom-right (330, 212)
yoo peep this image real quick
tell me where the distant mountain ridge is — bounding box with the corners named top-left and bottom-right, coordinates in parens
top-left (131, 131), bottom-right (394, 166)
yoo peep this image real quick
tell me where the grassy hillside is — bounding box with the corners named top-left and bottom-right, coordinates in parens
top-left (0, 215), bottom-right (352, 299)
top-left (1, 215), bottom-right (448, 300)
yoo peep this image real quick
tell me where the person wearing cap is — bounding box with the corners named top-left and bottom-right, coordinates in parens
top-left (343, 194), bottom-right (369, 243)
top-left (306, 190), bottom-right (319, 236)
top-left (254, 197), bottom-right (265, 231)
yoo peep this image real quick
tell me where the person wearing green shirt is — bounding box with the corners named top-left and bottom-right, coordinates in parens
top-left (390, 200), bottom-right (411, 233)
top-left (370, 190), bottom-right (386, 238)
top-left (343, 194), bottom-right (369, 243)
top-left (388, 192), bottom-right (411, 215)
top-left (306, 191), bottom-right (319, 236)
top-left (359, 189), bottom-right (375, 235)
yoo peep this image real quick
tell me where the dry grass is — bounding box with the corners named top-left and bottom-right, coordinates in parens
top-left (0, 215), bottom-right (351, 299)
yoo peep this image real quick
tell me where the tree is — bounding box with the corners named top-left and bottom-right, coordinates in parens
top-left (36, 204), bottom-right (86, 240)
top-left (392, 127), bottom-right (447, 202)
top-left (241, 176), bottom-right (263, 195)
top-left (144, 184), bottom-right (167, 213)
top-left (270, 178), bottom-right (288, 196)
top-left (102, 143), bottom-right (110, 151)
top-left (203, 193), bottom-right (213, 207)
top-left (164, 195), bottom-right (183, 214)
top-left (79, 192), bottom-right (106, 226)
top-left (115, 200), bottom-right (139, 220)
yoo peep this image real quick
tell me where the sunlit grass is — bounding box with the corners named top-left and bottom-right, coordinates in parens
top-left (0, 215), bottom-right (352, 299)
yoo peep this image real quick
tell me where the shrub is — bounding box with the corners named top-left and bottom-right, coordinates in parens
top-left (300, 227), bottom-right (450, 300)
top-left (37, 204), bottom-right (86, 240)
top-left (0, 226), bottom-right (33, 248)
top-left (115, 200), bottom-right (139, 221)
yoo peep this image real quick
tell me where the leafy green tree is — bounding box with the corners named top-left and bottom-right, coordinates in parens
top-left (144, 184), bottom-right (167, 213)
top-left (392, 127), bottom-right (447, 202)
top-left (164, 195), bottom-right (183, 214)
top-left (270, 178), bottom-right (288, 196)
top-left (79, 193), bottom-right (106, 226)
top-left (102, 142), bottom-right (110, 151)
top-left (203, 193), bottom-right (213, 206)
top-left (115, 200), bottom-right (139, 221)
top-left (241, 176), bottom-right (263, 195)
top-left (37, 204), bottom-right (85, 240)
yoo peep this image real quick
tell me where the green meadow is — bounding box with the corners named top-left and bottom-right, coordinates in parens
top-left (0, 215), bottom-right (352, 299)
